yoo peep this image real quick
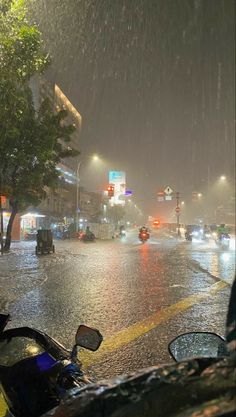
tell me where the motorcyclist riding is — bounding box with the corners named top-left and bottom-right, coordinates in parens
top-left (201, 224), bottom-right (210, 240)
top-left (139, 226), bottom-right (149, 233)
top-left (85, 226), bottom-right (93, 237)
top-left (83, 226), bottom-right (95, 241)
top-left (138, 226), bottom-right (150, 243)
top-left (119, 225), bottom-right (126, 237)
top-left (217, 223), bottom-right (229, 240)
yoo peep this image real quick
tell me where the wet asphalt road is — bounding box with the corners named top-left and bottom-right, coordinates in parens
top-left (0, 229), bottom-right (235, 380)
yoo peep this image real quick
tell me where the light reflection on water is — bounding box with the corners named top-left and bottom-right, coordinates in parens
top-left (190, 242), bottom-right (235, 284)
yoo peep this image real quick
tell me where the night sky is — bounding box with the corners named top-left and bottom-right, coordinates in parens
top-left (30, 0), bottom-right (235, 215)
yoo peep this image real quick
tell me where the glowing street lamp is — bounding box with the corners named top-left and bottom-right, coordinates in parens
top-left (76, 154), bottom-right (102, 231)
top-left (92, 154), bottom-right (99, 162)
top-left (220, 175), bottom-right (226, 181)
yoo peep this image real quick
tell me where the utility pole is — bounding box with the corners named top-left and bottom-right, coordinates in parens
top-left (76, 162), bottom-right (81, 232)
top-left (176, 192), bottom-right (181, 237)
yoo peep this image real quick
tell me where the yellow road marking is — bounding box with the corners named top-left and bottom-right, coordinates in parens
top-left (0, 392), bottom-right (8, 417)
top-left (81, 280), bottom-right (229, 367)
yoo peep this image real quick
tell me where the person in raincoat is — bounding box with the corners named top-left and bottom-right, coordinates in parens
top-left (217, 223), bottom-right (229, 239)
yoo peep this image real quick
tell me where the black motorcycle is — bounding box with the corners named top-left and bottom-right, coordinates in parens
top-left (0, 314), bottom-right (103, 417)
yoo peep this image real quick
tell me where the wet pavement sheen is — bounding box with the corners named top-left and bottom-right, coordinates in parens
top-left (0, 230), bottom-right (234, 379)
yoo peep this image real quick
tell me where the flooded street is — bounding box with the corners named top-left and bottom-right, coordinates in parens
top-left (1, 1), bottom-right (235, 415)
top-left (0, 230), bottom-right (234, 379)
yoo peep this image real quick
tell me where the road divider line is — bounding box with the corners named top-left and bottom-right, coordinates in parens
top-left (81, 280), bottom-right (229, 367)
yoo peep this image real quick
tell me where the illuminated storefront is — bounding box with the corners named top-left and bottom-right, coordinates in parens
top-left (20, 213), bottom-right (46, 237)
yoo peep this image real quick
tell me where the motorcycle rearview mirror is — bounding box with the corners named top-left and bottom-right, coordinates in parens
top-left (168, 332), bottom-right (227, 362)
top-left (0, 313), bottom-right (11, 334)
top-left (75, 325), bottom-right (103, 351)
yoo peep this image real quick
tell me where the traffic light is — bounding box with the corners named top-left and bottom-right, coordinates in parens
top-left (107, 185), bottom-right (114, 198)
top-left (0, 195), bottom-right (7, 209)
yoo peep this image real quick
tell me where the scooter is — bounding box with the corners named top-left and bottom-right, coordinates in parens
top-left (139, 231), bottom-right (150, 243)
top-left (120, 230), bottom-right (126, 238)
top-left (82, 232), bottom-right (95, 242)
top-left (185, 231), bottom-right (192, 241)
top-left (217, 233), bottom-right (230, 249)
top-left (75, 230), bottom-right (85, 240)
top-left (0, 314), bottom-right (103, 417)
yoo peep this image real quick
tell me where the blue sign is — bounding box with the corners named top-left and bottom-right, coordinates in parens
top-left (109, 171), bottom-right (126, 182)
top-left (125, 190), bottom-right (133, 196)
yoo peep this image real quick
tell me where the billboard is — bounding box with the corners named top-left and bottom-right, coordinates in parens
top-left (108, 171), bottom-right (126, 205)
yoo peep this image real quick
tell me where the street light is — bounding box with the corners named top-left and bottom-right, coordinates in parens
top-left (92, 154), bottom-right (99, 162)
top-left (220, 175), bottom-right (226, 181)
top-left (76, 154), bottom-right (102, 231)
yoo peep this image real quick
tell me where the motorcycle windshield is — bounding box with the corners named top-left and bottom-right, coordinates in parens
top-left (35, 351), bottom-right (59, 372)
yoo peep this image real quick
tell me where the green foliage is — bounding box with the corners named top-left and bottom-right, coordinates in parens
top-left (0, 95), bottom-right (77, 210)
top-left (0, 0), bottom-right (50, 82)
top-left (0, 0), bottom-right (79, 213)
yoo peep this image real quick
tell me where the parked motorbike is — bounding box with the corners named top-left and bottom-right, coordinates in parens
top-left (139, 230), bottom-right (150, 243)
top-left (82, 232), bottom-right (95, 242)
top-left (75, 230), bottom-right (85, 240)
top-left (53, 229), bottom-right (70, 240)
top-left (0, 314), bottom-right (103, 417)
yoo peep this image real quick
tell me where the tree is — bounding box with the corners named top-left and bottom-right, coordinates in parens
top-left (0, 0), bottom-right (79, 250)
